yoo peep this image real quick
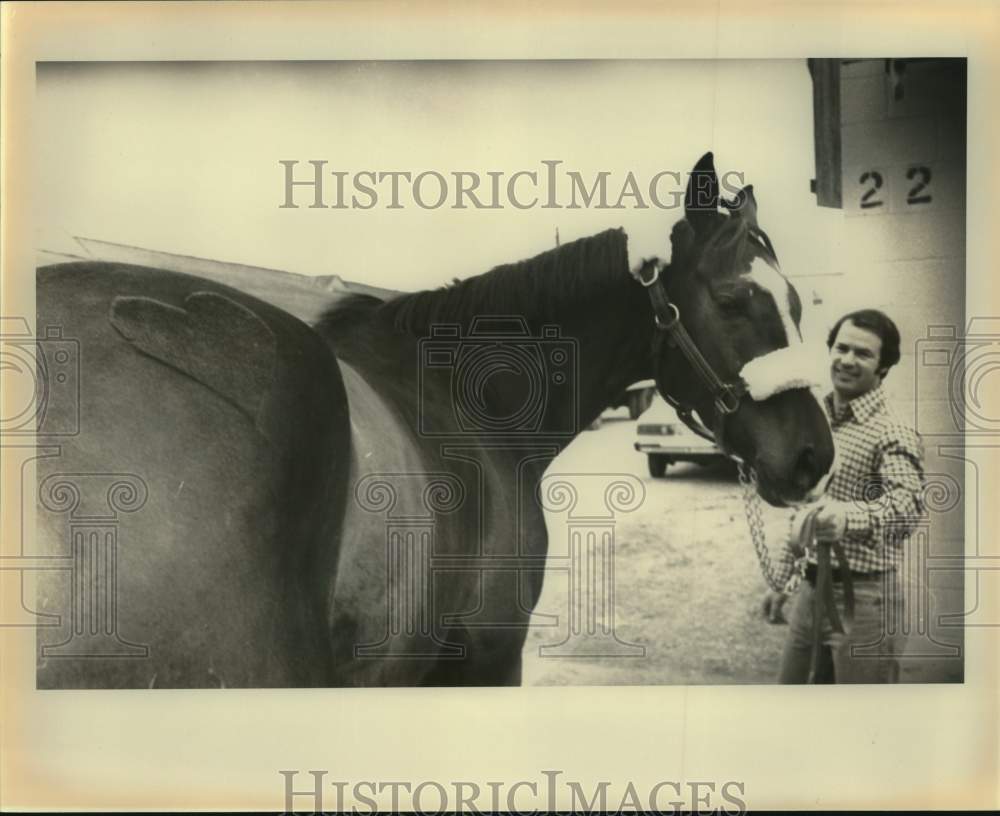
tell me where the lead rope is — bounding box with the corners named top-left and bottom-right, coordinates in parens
top-left (740, 462), bottom-right (857, 683)
top-left (737, 461), bottom-right (805, 594)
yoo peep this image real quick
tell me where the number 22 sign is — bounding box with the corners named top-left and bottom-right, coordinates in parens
top-left (854, 165), bottom-right (933, 213)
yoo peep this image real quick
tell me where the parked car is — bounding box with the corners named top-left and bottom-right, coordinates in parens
top-left (586, 379), bottom-right (656, 430)
top-left (633, 396), bottom-right (729, 477)
top-left (614, 379), bottom-right (656, 420)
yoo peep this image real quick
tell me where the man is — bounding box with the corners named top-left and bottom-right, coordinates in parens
top-left (763, 309), bottom-right (925, 683)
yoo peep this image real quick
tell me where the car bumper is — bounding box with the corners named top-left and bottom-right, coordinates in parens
top-left (634, 442), bottom-right (721, 456)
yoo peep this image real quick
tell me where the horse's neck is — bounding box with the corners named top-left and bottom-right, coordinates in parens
top-left (321, 275), bottom-right (655, 451)
top-left (548, 275), bottom-right (656, 433)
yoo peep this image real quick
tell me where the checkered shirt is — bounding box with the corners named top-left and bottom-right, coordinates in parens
top-left (772, 384), bottom-right (926, 582)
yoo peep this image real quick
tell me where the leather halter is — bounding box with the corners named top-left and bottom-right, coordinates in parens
top-left (636, 258), bottom-right (747, 444)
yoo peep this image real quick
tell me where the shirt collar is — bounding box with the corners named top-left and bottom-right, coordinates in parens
top-left (824, 384), bottom-right (886, 424)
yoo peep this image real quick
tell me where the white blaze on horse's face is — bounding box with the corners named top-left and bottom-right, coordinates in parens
top-left (747, 257), bottom-right (801, 346)
top-left (737, 256), bottom-right (824, 402)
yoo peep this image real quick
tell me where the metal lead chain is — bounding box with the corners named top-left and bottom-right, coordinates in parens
top-left (737, 462), bottom-right (803, 594)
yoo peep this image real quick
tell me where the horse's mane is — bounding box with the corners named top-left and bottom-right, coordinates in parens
top-left (315, 217), bottom-right (771, 343)
top-left (315, 292), bottom-right (386, 337)
top-left (316, 228), bottom-right (630, 337)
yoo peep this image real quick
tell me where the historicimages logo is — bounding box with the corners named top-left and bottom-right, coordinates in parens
top-left (279, 769), bottom-right (748, 814)
top-left (279, 159), bottom-right (746, 211)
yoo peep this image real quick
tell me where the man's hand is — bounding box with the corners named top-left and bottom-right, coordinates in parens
top-left (761, 589), bottom-right (789, 624)
top-left (813, 500), bottom-right (849, 543)
top-left (788, 508), bottom-right (811, 557)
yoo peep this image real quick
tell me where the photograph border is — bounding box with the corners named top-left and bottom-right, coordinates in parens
top-left (2, 2), bottom-right (998, 811)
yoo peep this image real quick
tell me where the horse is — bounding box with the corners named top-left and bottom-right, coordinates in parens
top-left (33, 152), bottom-right (834, 687)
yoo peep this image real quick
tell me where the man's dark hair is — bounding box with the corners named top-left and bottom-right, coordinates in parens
top-left (827, 309), bottom-right (902, 377)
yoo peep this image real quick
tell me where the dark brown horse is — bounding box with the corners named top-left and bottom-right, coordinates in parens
top-left (34, 153), bottom-right (833, 687)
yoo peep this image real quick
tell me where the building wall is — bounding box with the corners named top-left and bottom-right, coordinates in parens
top-left (809, 59), bottom-right (967, 678)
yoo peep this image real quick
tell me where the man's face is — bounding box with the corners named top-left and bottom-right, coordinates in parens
top-left (829, 320), bottom-right (884, 401)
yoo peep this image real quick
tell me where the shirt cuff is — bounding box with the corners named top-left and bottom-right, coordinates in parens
top-left (845, 506), bottom-right (874, 544)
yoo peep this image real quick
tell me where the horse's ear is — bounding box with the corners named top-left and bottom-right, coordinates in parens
top-left (668, 220), bottom-right (696, 263)
top-left (685, 151), bottom-right (719, 235)
top-left (724, 184), bottom-right (759, 228)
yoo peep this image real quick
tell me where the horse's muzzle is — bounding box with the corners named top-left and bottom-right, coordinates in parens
top-left (753, 441), bottom-right (834, 508)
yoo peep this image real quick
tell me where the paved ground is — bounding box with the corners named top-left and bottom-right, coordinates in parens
top-left (521, 410), bottom-right (964, 685)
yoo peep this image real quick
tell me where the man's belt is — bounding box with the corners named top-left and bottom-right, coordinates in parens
top-left (804, 563), bottom-right (889, 585)
top-left (797, 508), bottom-right (856, 683)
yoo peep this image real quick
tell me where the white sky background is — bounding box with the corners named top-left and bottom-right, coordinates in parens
top-left (36, 60), bottom-right (843, 317)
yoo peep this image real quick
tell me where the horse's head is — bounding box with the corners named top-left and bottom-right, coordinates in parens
top-left (644, 152), bottom-right (834, 507)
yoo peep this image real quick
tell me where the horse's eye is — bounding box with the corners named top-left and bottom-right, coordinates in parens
top-left (717, 297), bottom-right (745, 315)
top-left (716, 287), bottom-right (754, 314)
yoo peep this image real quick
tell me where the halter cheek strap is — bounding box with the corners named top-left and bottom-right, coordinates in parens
top-left (638, 258), bottom-right (742, 443)
top-left (637, 258), bottom-right (822, 444)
